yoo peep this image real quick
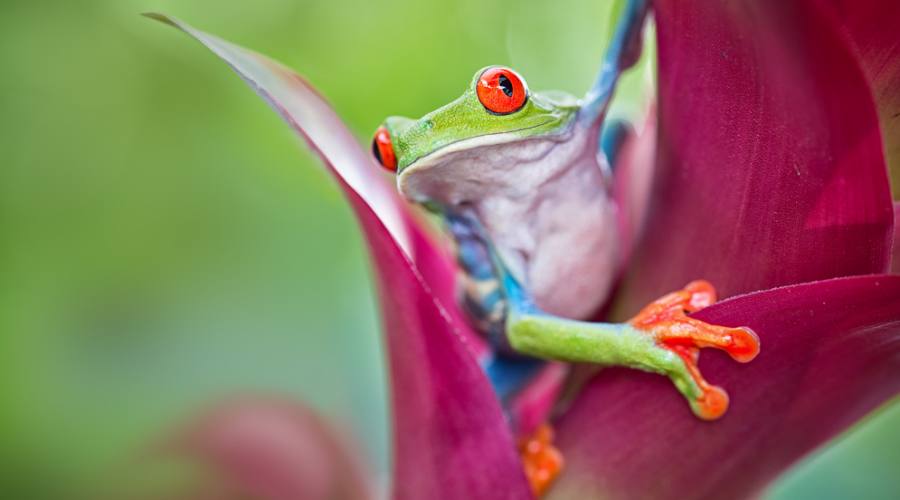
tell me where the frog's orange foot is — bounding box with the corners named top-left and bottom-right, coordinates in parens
top-left (519, 424), bottom-right (563, 497)
top-left (629, 280), bottom-right (760, 420)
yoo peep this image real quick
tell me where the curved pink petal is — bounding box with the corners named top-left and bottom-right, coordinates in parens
top-left (141, 14), bottom-right (484, 355)
top-left (893, 203), bottom-right (900, 272)
top-left (146, 15), bottom-right (528, 499)
top-left (823, 0), bottom-right (900, 195)
top-left (614, 0), bottom-right (894, 316)
top-left (551, 275), bottom-right (900, 500)
top-left (158, 397), bottom-right (373, 500)
top-left (358, 198), bottom-right (531, 499)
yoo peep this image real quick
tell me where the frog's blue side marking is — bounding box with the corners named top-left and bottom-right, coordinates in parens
top-left (445, 211), bottom-right (508, 349)
top-left (443, 208), bottom-right (548, 404)
top-left (446, 213), bottom-right (496, 281)
top-left (482, 354), bottom-right (545, 405)
top-left (601, 118), bottom-right (634, 171)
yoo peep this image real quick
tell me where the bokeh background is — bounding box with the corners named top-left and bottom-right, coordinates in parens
top-left (1, 0), bottom-right (898, 498)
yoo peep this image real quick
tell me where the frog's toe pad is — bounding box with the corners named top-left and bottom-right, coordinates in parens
top-left (684, 279), bottom-right (717, 311)
top-left (690, 383), bottom-right (729, 421)
top-left (725, 327), bottom-right (761, 363)
top-left (519, 424), bottom-right (563, 497)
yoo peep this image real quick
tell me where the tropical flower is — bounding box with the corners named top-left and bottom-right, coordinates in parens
top-left (145, 0), bottom-right (900, 498)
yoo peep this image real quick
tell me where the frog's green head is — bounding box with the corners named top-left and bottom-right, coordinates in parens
top-left (372, 66), bottom-right (578, 179)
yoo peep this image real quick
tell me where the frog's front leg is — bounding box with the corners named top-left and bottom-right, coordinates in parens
top-left (505, 278), bottom-right (760, 420)
top-left (492, 237), bottom-right (759, 420)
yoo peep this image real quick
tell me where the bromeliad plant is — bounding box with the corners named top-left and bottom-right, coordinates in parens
top-left (146, 0), bottom-right (900, 498)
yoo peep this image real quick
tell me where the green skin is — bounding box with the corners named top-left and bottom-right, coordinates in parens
top-left (382, 67), bottom-right (714, 418)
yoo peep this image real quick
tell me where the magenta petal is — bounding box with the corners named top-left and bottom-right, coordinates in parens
top-left (162, 398), bottom-right (373, 500)
top-left (143, 13), bottom-right (484, 354)
top-left (614, 0), bottom-right (894, 314)
top-left (551, 275), bottom-right (900, 500)
top-left (357, 198), bottom-right (531, 499)
top-left (892, 203), bottom-right (900, 272)
top-left (824, 0), bottom-right (900, 194)
top-left (147, 15), bottom-right (526, 499)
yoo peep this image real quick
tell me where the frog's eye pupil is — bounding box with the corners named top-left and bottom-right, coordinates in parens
top-left (498, 74), bottom-right (513, 97)
top-left (476, 67), bottom-right (527, 115)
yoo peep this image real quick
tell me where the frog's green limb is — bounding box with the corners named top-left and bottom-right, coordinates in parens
top-left (505, 312), bottom-right (710, 414)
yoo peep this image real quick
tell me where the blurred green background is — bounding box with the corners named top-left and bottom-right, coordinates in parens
top-left (1, 0), bottom-right (897, 498)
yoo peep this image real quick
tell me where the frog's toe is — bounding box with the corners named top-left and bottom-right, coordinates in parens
top-left (519, 423), bottom-right (563, 497)
top-left (682, 279), bottom-right (717, 311)
top-left (690, 382), bottom-right (730, 421)
top-left (657, 318), bottom-right (760, 363)
top-left (719, 326), bottom-right (760, 363)
top-left (669, 344), bottom-right (730, 420)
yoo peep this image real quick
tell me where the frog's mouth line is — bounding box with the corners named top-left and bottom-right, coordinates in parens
top-left (396, 118), bottom-right (566, 179)
top-left (399, 120), bottom-right (558, 174)
top-left (396, 120), bottom-right (577, 203)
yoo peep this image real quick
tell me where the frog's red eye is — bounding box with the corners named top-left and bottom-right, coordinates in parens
top-left (476, 67), bottom-right (527, 115)
top-left (372, 125), bottom-right (397, 172)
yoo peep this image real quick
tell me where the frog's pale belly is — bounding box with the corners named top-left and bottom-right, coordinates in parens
top-left (474, 141), bottom-right (618, 319)
top-left (398, 122), bottom-right (620, 319)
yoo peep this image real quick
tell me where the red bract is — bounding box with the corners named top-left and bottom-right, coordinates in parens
top-left (147, 0), bottom-right (900, 497)
top-left (614, 0), bottom-right (893, 314)
top-left (552, 276), bottom-right (900, 499)
top-left (825, 0), bottom-right (900, 193)
top-left (893, 203), bottom-right (900, 272)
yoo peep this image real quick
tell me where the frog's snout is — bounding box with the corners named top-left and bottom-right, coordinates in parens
top-left (372, 125), bottom-right (397, 172)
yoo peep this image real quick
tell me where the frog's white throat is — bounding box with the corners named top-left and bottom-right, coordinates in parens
top-left (397, 124), bottom-right (620, 320)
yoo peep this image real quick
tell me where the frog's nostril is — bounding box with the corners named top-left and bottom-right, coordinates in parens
top-left (372, 125), bottom-right (397, 172)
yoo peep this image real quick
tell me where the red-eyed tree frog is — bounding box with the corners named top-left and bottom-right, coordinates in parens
top-left (371, 0), bottom-right (759, 495)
